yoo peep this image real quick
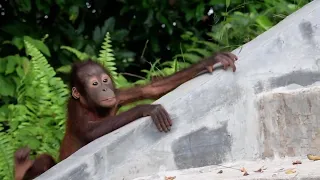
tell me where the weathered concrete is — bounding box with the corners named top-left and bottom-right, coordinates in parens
top-left (134, 86), bottom-right (320, 180)
top-left (36, 0), bottom-right (320, 179)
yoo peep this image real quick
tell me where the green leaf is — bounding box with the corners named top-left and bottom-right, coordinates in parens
top-left (116, 50), bottom-right (135, 59)
top-left (256, 15), bottom-right (273, 30)
top-left (56, 0), bottom-right (65, 6)
top-left (185, 9), bottom-right (194, 22)
top-left (112, 29), bottom-right (129, 41)
top-left (0, 105), bottom-right (9, 120)
top-left (187, 48), bottom-right (212, 57)
top-left (101, 17), bottom-right (116, 35)
top-left (144, 11), bottom-right (154, 27)
top-left (5, 56), bottom-right (19, 75)
top-left (195, 3), bottom-right (205, 21)
top-left (12, 37), bottom-right (24, 50)
top-left (226, 0), bottom-right (231, 8)
top-left (93, 26), bottom-right (102, 44)
top-left (0, 75), bottom-right (15, 97)
top-left (69, 6), bottom-right (79, 22)
top-left (120, 6), bottom-right (130, 15)
top-left (156, 13), bottom-right (173, 34)
top-left (56, 65), bottom-right (71, 74)
top-left (35, 0), bottom-right (50, 14)
top-left (0, 58), bottom-right (7, 73)
top-left (84, 44), bottom-right (96, 56)
top-left (24, 36), bottom-right (51, 57)
top-left (22, 57), bottom-right (30, 74)
top-left (25, 137), bottom-right (41, 149)
top-left (60, 46), bottom-right (90, 60)
top-left (175, 53), bottom-right (202, 63)
top-left (17, 0), bottom-right (32, 12)
top-left (76, 21), bottom-right (85, 34)
top-left (16, 67), bottom-right (25, 78)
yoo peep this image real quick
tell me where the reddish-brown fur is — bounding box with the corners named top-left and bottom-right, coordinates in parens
top-left (14, 52), bottom-right (238, 180)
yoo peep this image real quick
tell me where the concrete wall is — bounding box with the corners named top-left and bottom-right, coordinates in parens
top-left (36, 0), bottom-right (320, 179)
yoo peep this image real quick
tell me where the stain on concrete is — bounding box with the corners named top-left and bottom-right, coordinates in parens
top-left (299, 21), bottom-right (314, 41)
top-left (93, 150), bottom-right (106, 175)
top-left (254, 81), bottom-right (264, 94)
top-left (270, 71), bottom-right (320, 88)
top-left (61, 163), bottom-right (89, 180)
top-left (172, 123), bottom-right (232, 169)
top-left (266, 37), bottom-right (285, 54)
top-left (299, 20), bottom-right (319, 49)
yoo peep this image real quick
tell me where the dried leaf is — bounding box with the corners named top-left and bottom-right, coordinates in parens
top-left (165, 176), bottom-right (176, 180)
top-left (307, 154), bottom-right (320, 161)
top-left (240, 167), bottom-right (249, 176)
top-left (285, 168), bottom-right (296, 174)
top-left (217, 170), bottom-right (223, 174)
top-left (254, 168), bottom-right (263, 173)
top-left (292, 160), bottom-right (302, 165)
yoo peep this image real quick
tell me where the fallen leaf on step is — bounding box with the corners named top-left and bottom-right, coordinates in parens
top-left (254, 168), bottom-right (263, 173)
top-left (165, 176), bottom-right (176, 180)
top-left (217, 170), bottom-right (223, 174)
top-left (285, 168), bottom-right (296, 174)
top-left (254, 166), bottom-right (266, 173)
top-left (240, 167), bottom-right (249, 176)
top-left (292, 160), bottom-right (302, 165)
top-left (307, 154), bottom-right (320, 161)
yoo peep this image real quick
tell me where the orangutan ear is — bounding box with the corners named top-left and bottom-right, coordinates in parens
top-left (71, 87), bottom-right (80, 99)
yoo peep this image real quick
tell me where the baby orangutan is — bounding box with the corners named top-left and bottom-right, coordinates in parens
top-left (14, 52), bottom-right (238, 180)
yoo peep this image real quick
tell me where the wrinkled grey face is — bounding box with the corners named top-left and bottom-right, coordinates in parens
top-left (78, 64), bottom-right (116, 107)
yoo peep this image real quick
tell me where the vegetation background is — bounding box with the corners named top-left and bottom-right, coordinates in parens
top-left (0, 0), bottom-right (313, 179)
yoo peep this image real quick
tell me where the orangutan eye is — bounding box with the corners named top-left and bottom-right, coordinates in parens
top-left (103, 79), bottom-right (108, 83)
top-left (92, 82), bottom-right (98, 86)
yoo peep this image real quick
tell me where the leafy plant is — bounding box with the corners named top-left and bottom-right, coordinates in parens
top-left (0, 39), bottom-right (69, 179)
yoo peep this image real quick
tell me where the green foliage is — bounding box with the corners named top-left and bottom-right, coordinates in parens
top-left (0, 31), bottom-right (139, 179)
top-left (97, 32), bottom-right (118, 81)
top-left (0, 132), bottom-right (15, 180)
top-left (1, 0), bottom-right (312, 76)
top-left (0, 39), bottom-right (69, 179)
top-left (60, 46), bottom-right (90, 61)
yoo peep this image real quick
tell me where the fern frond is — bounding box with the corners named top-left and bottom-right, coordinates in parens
top-left (61, 46), bottom-right (90, 61)
top-left (0, 132), bottom-right (14, 180)
top-left (97, 32), bottom-right (118, 82)
top-left (4, 40), bottom-right (70, 167)
top-left (21, 40), bottom-right (68, 158)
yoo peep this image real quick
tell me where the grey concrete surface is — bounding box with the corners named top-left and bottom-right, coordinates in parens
top-left (36, 0), bottom-right (320, 179)
top-left (134, 86), bottom-right (320, 180)
top-left (133, 156), bottom-right (320, 180)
